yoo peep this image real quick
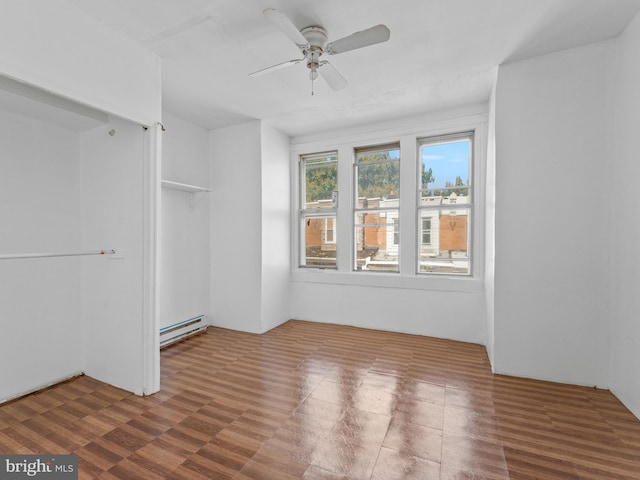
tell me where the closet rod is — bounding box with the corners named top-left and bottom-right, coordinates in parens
top-left (0, 249), bottom-right (116, 260)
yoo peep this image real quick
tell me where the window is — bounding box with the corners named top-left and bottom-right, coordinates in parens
top-left (418, 132), bottom-right (473, 275)
top-left (294, 118), bottom-right (481, 282)
top-left (353, 144), bottom-right (400, 272)
top-left (299, 152), bottom-right (337, 268)
top-left (421, 218), bottom-right (432, 245)
top-left (392, 217), bottom-right (399, 245)
top-left (325, 217), bottom-right (336, 244)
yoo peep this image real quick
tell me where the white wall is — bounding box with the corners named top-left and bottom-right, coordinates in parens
top-left (484, 76), bottom-right (497, 365)
top-left (290, 283), bottom-right (485, 343)
top-left (80, 117), bottom-right (148, 395)
top-left (209, 121), bottom-right (292, 334)
top-left (609, 11), bottom-right (640, 419)
top-left (210, 121), bottom-right (263, 333)
top-left (0, 111), bottom-right (83, 402)
top-left (260, 123), bottom-right (292, 332)
top-left (161, 112), bottom-right (211, 329)
top-left (494, 42), bottom-right (613, 387)
top-left (289, 108), bottom-right (488, 344)
top-left (0, 0), bottom-right (160, 125)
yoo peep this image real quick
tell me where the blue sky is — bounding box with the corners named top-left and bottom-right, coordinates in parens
top-left (421, 139), bottom-right (470, 188)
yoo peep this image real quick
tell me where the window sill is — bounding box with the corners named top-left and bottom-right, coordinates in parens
top-left (291, 268), bottom-right (483, 293)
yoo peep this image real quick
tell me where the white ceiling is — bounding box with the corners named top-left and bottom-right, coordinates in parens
top-left (68, 0), bottom-right (640, 137)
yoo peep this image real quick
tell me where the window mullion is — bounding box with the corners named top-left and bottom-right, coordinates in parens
top-left (399, 135), bottom-right (417, 276)
top-left (335, 144), bottom-right (352, 272)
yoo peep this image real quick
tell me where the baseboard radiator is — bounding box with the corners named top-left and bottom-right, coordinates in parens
top-left (160, 315), bottom-right (207, 348)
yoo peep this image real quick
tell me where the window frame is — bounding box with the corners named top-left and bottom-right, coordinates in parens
top-left (298, 151), bottom-right (338, 269)
top-left (290, 112), bottom-right (486, 293)
top-left (417, 131), bottom-right (474, 276)
top-left (353, 142), bottom-right (401, 273)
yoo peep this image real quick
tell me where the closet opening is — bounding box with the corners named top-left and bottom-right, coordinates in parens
top-left (0, 74), bottom-right (160, 403)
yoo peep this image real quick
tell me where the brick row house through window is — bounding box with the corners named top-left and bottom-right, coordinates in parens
top-left (299, 131), bottom-right (473, 275)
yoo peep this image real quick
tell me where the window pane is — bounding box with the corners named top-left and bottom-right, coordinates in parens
top-left (300, 152), bottom-right (338, 269)
top-left (303, 214), bottom-right (337, 268)
top-left (304, 154), bottom-right (337, 207)
top-left (354, 212), bottom-right (399, 272)
top-left (421, 138), bottom-right (470, 198)
top-left (354, 145), bottom-right (400, 273)
top-left (417, 207), bottom-right (470, 274)
top-left (418, 133), bottom-right (472, 276)
top-left (356, 147), bottom-right (400, 200)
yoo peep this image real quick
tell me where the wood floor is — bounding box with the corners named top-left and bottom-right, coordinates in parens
top-left (1, 320), bottom-right (639, 479)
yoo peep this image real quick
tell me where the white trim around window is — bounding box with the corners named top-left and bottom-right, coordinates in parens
top-left (290, 112), bottom-right (487, 293)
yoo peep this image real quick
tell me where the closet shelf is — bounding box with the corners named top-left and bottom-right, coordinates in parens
top-left (161, 179), bottom-right (210, 193)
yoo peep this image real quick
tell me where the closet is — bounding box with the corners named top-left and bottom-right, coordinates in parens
top-left (0, 76), bottom-right (159, 402)
top-left (159, 112), bottom-right (211, 347)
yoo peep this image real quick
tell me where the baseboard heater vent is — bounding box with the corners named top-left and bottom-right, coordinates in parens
top-left (160, 315), bottom-right (207, 348)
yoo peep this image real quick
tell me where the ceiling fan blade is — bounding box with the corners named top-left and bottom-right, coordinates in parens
top-left (263, 8), bottom-right (309, 49)
top-left (325, 24), bottom-right (390, 55)
top-left (249, 58), bottom-right (304, 77)
top-left (319, 62), bottom-right (348, 91)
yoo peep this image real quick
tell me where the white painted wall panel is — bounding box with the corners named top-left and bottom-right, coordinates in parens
top-left (290, 282), bottom-right (485, 343)
top-left (0, 111), bottom-right (82, 402)
top-left (609, 11), bottom-right (640, 419)
top-left (494, 42), bottom-right (613, 387)
top-left (210, 121), bottom-right (263, 333)
top-left (79, 117), bottom-right (147, 394)
top-left (484, 76), bottom-right (497, 366)
top-left (260, 123), bottom-right (291, 332)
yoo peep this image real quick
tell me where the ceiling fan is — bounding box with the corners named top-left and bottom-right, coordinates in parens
top-left (250, 8), bottom-right (390, 92)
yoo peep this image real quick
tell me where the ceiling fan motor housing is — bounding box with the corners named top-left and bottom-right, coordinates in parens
top-left (301, 26), bottom-right (328, 48)
top-left (301, 26), bottom-right (328, 74)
